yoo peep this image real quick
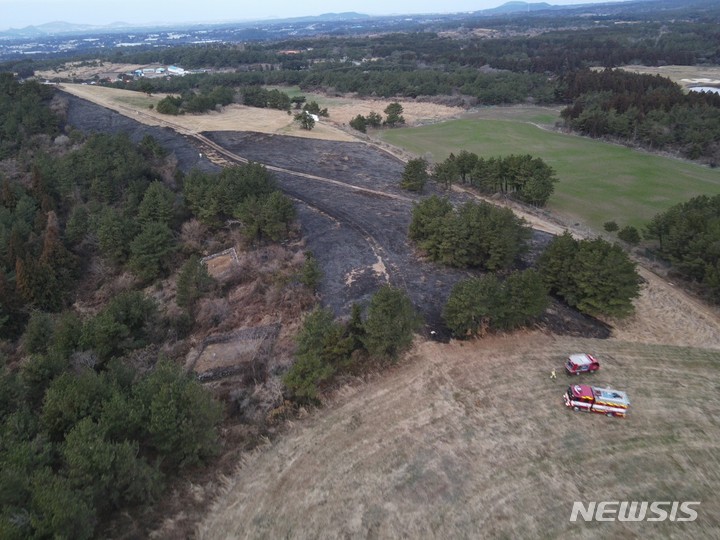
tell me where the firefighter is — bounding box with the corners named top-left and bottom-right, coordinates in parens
top-left (550, 369), bottom-right (557, 380)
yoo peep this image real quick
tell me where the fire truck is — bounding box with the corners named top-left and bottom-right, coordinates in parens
top-left (564, 384), bottom-right (629, 417)
top-left (565, 353), bottom-right (600, 375)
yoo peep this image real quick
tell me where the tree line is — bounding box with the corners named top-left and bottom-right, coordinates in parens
top-left (559, 69), bottom-right (720, 163)
top-left (433, 151), bottom-right (557, 206)
top-left (283, 286), bottom-right (421, 400)
top-left (398, 151), bottom-right (557, 208)
top-left (0, 74), bottom-right (303, 537)
top-left (406, 195), bottom-right (640, 336)
top-left (645, 194), bottom-right (720, 301)
top-left (56, 14), bottom-right (718, 78)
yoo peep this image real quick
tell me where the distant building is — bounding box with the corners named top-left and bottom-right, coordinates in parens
top-left (167, 65), bottom-right (186, 76)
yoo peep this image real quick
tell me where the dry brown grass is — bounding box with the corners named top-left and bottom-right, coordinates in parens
top-left (55, 82), bottom-right (463, 143)
top-left (197, 333), bottom-right (720, 539)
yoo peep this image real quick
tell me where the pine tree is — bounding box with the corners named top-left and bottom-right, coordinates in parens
top-left (362, 286), bottom-right (420, 359)
top-left (129, 222), bottom-right (176, 281)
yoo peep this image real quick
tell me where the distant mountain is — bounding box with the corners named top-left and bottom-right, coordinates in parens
top-left (0, 12), bottom-right (372, 39)
top-left (483, 2), bottom-right (556, 14)
top-left (291, 12), bottom-right (370, 22)
top-left (0, 21), bottom-right (137, 38)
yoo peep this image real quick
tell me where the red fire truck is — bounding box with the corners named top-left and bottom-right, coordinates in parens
top-left (564, 384), bottom-right (629, 417)
top-left (565, 353), bottom-right (600, 375)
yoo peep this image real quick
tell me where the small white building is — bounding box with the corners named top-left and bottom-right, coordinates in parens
top-left (167, 65), bottom-right (186, 76)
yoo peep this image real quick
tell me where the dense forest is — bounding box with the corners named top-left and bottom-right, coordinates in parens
top-left (560, 69), bottom-right (720, 162)
top-left (0, 73), bottom-right (302, 538)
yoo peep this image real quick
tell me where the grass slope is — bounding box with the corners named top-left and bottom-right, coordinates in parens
top-left (380, 111), bottom-right (720, 231)
top-left (199, 334), bottom-right (720, 539)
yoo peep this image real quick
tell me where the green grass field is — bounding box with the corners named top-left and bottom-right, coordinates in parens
top-left (380, 109), bottom-right (720, 231)
top-left (115, 94), bottom-right (161, 109)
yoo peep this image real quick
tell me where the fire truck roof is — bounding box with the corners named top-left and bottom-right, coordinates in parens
top-left (568, 353), bottom-right (596, 366)
top-left (592, 386), bottom-right (629, 404)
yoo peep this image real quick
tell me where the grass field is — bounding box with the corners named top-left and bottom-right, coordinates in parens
top-left (114, 93), bottom-right (162, 109)
top-left (379, 110), bottom-right (720, 231)
top-left (199, 333), bottom-right (720, 539)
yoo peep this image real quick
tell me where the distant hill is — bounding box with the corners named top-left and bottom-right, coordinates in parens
top-left (482, 1), bottom-right (556, 14)
top-left (1, 21), bottom-right (134, 38)
top-left (0, 12), bottom-right (371, 39)
top-left (280, 12), bottom-right (370, 23)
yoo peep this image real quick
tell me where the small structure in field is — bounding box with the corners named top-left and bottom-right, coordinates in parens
top-left (201, 247), bottom-right (240, 281)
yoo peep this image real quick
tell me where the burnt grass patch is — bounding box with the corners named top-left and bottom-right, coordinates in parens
top-left (204, 131), bottom-right (609, 340)
top-left (61, 93), bottom-right (608, 340)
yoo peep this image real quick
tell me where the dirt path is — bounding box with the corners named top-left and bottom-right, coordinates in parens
top-left (57, 83), bottom-right (358, 142)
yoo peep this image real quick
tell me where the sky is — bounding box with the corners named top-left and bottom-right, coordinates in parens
top-left (1, 0), bottom-right (625, 31)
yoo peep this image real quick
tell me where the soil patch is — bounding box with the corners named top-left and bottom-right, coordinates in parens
top-left (202, 248), bottom-right (240, 281)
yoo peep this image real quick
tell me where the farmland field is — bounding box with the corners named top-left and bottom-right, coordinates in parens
top-left (379, 109), bottom-right (720, 231)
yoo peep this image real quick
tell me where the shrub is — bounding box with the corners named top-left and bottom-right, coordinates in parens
top-left (617, 225), bottom-right (641, 245)
top-left (604, 220), bottom-right (619, 232)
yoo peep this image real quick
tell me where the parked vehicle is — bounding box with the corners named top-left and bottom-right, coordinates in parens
top-left (565, 353), bottom-right (600, 375)
top-left (564, 384), bottom-right (629, 417)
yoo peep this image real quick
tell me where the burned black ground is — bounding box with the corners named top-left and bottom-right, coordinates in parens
top-left (63, 93), bottom-right (609, 339)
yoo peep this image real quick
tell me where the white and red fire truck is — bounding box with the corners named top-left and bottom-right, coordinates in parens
top-left (564, 384), bottom-right (629, 417)
top-left (565, 353), bottom-right (600, 375)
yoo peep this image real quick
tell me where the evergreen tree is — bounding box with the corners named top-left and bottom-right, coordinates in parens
top-left (362, 286), bottom-right (420, 359)
top-left (22, 311), bottom-right (54, 356)
top-left (176, 255), bottom-right (214, 312)
top-left (131, 360), bottom-right (222, 467)
top-left (443, 275), bottom-right (504, 337)
top-left (349, 114), bottom-right (367, 133)
top-left (299, 252), bottom-right (322, 292)
top-left (295, 111), bottom-right (315, 130)
top-left (432, 158), bottom-right (459, 190)
top-left (138, 181), bottom-right (175, 227)
top-left (283, 308), bottom-right (353, 399)
top-left (62, 418), bottom-right (160, 514)
top-left (383, 102), bottom-right (405, 127)
top-left (538, 234), bottom-right (640, 318)
top-left (29, 469), bottom-right (96, 540)
top-left (408, 196), bottom-right (453, 244)
top-left (129, 222), bottom-right (176, 281)
top-left (400, 158), bottom-right (429, 193)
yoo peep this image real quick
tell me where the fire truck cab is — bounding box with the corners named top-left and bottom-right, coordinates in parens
top-left (565, 353), bottom-right (600, 375)
top-left (564, 384), bottom-right (629, 418)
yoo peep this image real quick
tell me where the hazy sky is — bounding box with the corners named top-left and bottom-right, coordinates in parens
top-left (1, 0), bottom-right (625, 30)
